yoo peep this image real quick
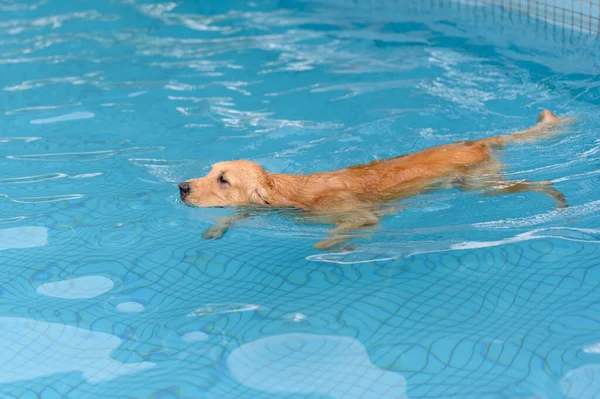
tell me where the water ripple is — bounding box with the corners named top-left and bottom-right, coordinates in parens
top-left (0, 136), bottom-right (41, 143)
top-left (209, 105), bottom-right (343, 133)
top-left (307, 227), bottom-right (600, 264)
top-left (30, 111), bottom-right (94, 124)
top-left (0, 11), bottom-right (119, 35)
top-left (474, 200), bottom-right (600, 229)
top-left (311, 79), bottom-right (420, 101)
top-left (188, 303), bottom-right (260, 317)
top-left (0, 216), bottom-right (26, 225)
top-left (0, 0), bottom-right (47, 12)
top-left (5, 104), bottom-right (81, 115)
top-left (0, 1), bottom-right (598, 397)
top-left (6, 146), bottom-right (165, 161)
top-left (3, 72), bottom-right (102, 91)
top-left (129, 158), bottom-right (191, 183)
top-left (1, 193), bottom-right (85, 203)
top-left (0, 173), bottom-right (67, 184)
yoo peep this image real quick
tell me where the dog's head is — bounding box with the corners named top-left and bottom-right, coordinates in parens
top-left (178, 160), bottom-right (272, 207)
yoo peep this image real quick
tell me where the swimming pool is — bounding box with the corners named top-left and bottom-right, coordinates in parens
top-left (1, 0), bottom-right (600, 397)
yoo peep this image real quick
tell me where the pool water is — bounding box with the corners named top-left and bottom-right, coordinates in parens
top-left (1, 0), bottom-right (600, 397)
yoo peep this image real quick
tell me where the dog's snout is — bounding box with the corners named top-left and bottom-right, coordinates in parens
top-left (178, 182), bottom-right (191, 196)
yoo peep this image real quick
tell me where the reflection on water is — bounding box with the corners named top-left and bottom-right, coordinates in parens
top-left (562, 365), bottom-right (600, 399)
top-left (0, 226), bottom-right (47, 250)
top-left (0, 317), bottom-right (154, 384)
top-left (36, 276), bottom-right (114, 299)
top-left (227, 333), bottom-right (407, 398)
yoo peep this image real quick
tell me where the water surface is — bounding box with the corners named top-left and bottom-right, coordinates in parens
top-left (1, 0), bottom-right (600, 398)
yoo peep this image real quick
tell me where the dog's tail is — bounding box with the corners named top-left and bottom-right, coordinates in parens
top-left (479, 110), bottom-right (574, 148)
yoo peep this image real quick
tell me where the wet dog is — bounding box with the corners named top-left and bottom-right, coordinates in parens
top-left (179, 110), bottom-right (572, 250)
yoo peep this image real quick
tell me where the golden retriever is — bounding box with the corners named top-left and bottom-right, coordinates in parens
top-left (179, 110), bottom-right (572, 250)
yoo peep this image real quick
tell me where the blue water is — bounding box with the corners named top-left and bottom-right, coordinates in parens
top-left (1, 0), bottom-right (600, 398)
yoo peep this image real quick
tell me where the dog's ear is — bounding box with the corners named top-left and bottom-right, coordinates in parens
top-left (251, 186), bottom-right (270, 205)
top-left (250, 174), bottom-right (273, 205)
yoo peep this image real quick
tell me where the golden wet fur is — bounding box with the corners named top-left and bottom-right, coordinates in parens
top-left (179, 110), bottom-right (572, 250)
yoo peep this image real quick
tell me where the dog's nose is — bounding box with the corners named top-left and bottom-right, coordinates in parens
top-left (178, 182), bottom-right (191, 196)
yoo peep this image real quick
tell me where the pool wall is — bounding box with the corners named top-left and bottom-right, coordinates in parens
top-left (453, 0), bottom-right (600, 33)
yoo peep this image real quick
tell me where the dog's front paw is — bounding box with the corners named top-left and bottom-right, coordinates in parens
top-left (313, 235), bottom-right (354, 251)
top-left (203, 225), bottom-right (227, 240)
top-left (313, 239), bottom-right (335, 251)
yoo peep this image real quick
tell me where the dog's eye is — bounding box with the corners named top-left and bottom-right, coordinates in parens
top-left (217, 175), bottom-right (229, 186)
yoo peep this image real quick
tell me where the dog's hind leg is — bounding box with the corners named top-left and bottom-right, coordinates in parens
top-left (481, 180), bottom-right (567, 208)
top-left (458, 160), bottom-right (566, 208)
